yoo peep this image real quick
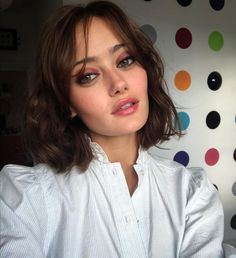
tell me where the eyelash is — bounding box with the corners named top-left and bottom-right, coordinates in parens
top-left (75, 72), bottom-right (99, 85)
top-left (76, 55), bottom-right (135, 85)
top-left (117, 55), bottom-right (135, 68)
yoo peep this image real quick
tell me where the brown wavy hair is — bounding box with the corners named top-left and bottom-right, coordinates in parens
top-left (24, 1), bottom-right (180, 172)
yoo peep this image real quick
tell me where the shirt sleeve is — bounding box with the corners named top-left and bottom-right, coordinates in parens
top-left (0, 165), bottom-right (46, 258)
top-left (180, 167), bottom-right (225, 258)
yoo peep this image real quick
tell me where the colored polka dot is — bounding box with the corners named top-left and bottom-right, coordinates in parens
top-left (205, 148), bottom-right (220, 166)
top-left (231, 214), bottom-right (236, 230)
top-left (175, 28), bottom-right (192, 49)
top-left (176, 112), bottom-right (190, 131)
top-left (177, 0), bottom-right (192, 7)
top-left (207, 71), bottom-right (222, 91)
top-left (173, 151), bottom-right (189, 167)
top-left (208, 31), bottom-right (224, 51)
top-left (209, 0), bottom-right (225, 11)
top-left (140, 24), bottom-right (157, 44)
top-left (174, 70), bottom-right (191, 91)
top-left (234, 149), bottom-right (236, 161)
top-left (232, 182), bottom-right (236, 196)
top-left (206, 111), bottom-right (221, 129)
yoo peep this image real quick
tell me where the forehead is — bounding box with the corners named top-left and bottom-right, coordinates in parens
top-left (75, 17), bottom-right (123, 58)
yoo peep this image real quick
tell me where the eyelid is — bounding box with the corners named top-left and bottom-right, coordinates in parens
top-left (117, 54), bottom-right (135, 68)
top-left (75, 71), bottom-right (99, 85)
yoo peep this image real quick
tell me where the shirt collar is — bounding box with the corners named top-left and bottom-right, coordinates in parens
top-left (88, 137), bottom-right (149, 168)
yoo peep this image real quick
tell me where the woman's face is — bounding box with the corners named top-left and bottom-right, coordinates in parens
top-left (69, 17), bottom-right (149, 140)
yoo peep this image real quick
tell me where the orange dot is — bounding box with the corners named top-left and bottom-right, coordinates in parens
top-left (174, 70), bottom-right (191, 91)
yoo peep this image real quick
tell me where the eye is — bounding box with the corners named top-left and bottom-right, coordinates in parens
top-left (117, 56), bottom-right (135, 68)
top-left (76, 72), bottom-right (99, 85)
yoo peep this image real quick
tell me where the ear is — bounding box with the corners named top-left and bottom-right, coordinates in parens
top-left (70, 106), bottom-right (77, 118)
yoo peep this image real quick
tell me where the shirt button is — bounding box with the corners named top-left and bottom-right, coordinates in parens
top-left (140, 170), bottom-right (144, 176)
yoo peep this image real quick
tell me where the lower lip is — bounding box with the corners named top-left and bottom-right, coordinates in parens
top-left (112, 102), bottom-right (139, 116)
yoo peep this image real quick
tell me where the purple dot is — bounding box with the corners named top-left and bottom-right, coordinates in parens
top-left (209, 0), bottom-right (225, 11)
top-left (173, 151), bottom-right (190, 167)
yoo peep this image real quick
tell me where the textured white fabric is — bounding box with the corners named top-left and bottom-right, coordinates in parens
top-left (0, 142), bottom-right (226, 257)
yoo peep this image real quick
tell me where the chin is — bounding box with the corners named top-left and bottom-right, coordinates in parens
top-left (114, 121), bottom-right (146, 136)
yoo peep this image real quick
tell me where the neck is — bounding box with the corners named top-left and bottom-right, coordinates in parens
top-left (91, 133), bottom-right (139, 196)
top-left (91, 133), bottom-right (139, 166)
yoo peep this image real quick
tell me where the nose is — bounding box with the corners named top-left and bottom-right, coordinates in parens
top-left (107, 70), bottom-right (128, 96)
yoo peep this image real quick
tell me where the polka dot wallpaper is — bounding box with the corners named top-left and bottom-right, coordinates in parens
top-left (71, 0), bottom-right (236, 243)
top-left (126, 0), bottom-right (235, 244)
top-left (138, 0), bottom-right (235, 243)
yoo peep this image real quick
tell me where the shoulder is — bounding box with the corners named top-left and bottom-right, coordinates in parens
top-left (0, 164), bottom-right (54, 210)
top-left (146, 150), bottom-right (187, 178)
top-left (146, 151), bottom-right (217, 196)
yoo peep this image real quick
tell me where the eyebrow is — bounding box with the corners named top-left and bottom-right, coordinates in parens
top-left (73, 43), bottom-right (126, 68)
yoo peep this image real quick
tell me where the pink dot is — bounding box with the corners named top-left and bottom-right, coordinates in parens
top-left (205, 148), bottom-right (220, 166)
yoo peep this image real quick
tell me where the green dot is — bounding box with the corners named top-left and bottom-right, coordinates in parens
top-left (208, 31), bottom-right (224, 51)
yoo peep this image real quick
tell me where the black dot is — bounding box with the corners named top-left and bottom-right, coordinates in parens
top-left (234, 149), bottom-right (236, 161)
top-left (231, 214), bottom-right (236, 230)
top-left (177, 0), bottom-right (192, 7)
top-left (213, 184), bottom-right (218, 190)
top-left (209, 0), bottom-right (225, 11)
top-left (207, 71), bottom-right (222, 91)
top-left (206, 111), bottom-right (221, 129)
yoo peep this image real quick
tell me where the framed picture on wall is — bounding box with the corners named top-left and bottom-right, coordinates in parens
top-left (0, 29), bottom-right (18, 50)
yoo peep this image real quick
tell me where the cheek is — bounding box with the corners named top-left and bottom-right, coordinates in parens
top-left (70, 90), bottom-right (106, 119)
top-left (135, 68), bottom-right (148, 90)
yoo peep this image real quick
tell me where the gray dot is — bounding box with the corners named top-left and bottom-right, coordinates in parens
top-left (140, 24), bottom-right (157, 44)
top-left (232, 182), bottom-right (236, 196)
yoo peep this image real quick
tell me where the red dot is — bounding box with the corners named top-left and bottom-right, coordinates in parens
top-left (175, 27), bottom-right (192, 49)
top-left (205, 148), bottom-right (220, 166)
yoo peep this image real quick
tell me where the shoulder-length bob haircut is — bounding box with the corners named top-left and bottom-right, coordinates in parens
top-left (24, 0), bottom-right (180, 172)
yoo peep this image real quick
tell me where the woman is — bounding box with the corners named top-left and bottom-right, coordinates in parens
top-left (0, 1), bottom-right (225, 257)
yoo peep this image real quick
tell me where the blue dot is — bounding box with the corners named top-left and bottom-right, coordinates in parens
top-left (176, 112), bottom-right (190, 131)
top-left (173, 151), bottom-right (190, 166)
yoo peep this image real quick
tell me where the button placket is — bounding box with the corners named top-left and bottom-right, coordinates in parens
top-left (105, 163), bottom-right (147, 258)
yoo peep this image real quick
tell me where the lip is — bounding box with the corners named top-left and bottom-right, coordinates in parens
top-left (111, 98), bottom-right (139, 115)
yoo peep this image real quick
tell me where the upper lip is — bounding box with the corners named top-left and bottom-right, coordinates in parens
top-left (111, 97), bottom-right (139, 114)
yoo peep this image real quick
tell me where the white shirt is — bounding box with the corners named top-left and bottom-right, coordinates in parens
top-left (0, 142), bottom-right (226, 257)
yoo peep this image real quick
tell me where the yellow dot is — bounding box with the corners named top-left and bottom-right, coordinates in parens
top-left (174, 70), bottom-right (191, 91)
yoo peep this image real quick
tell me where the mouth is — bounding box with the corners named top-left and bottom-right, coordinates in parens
top-left (111, 98), bottom-right (139, 115)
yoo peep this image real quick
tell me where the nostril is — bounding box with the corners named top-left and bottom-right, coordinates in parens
top-left (109, 83), bottom-right (128, 96)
